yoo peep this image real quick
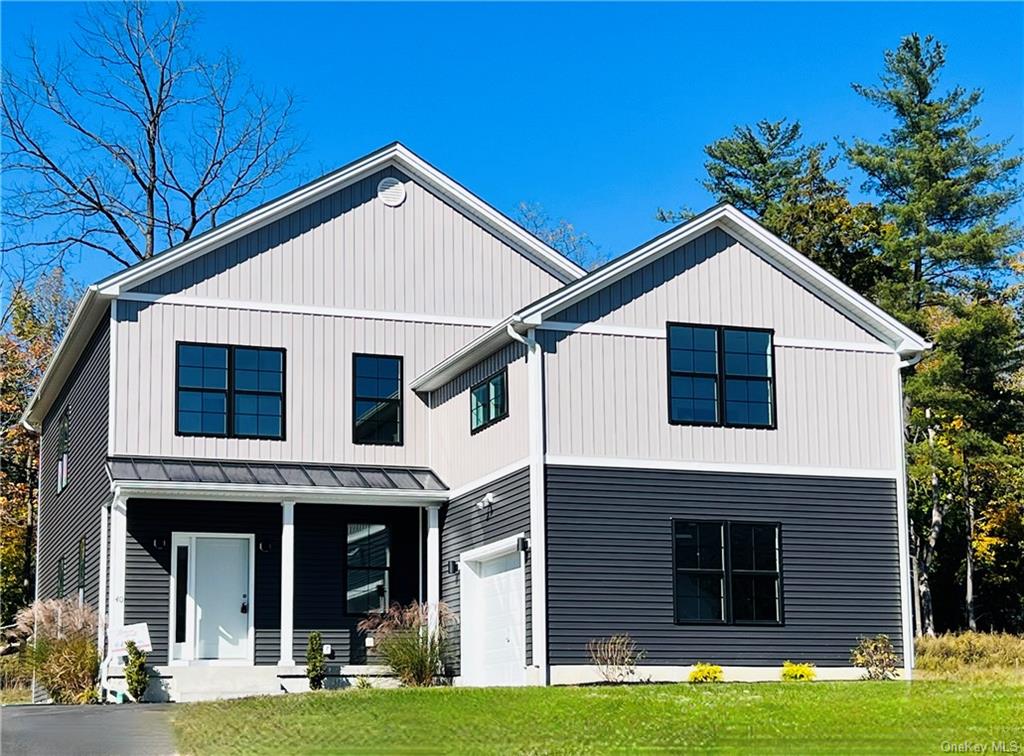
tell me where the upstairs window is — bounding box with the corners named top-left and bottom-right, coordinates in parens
top-left (353, 354), bottom-right (402, 445)
top-left (346, 523), bottom-right (390, 614)
top-left (176, 343), bottom-right (285, 439)
top-left (56, 409), bottom-right (70, 493)
top-left (673, 519), bottom-right (782, 625)
top-left (470, 369), bottom-right (508, 433)
top-left (667, 324), bottom-right (775, 429)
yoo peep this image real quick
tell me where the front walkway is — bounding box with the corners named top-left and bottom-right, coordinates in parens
top-left (1, 704), bottom-right (176, 756)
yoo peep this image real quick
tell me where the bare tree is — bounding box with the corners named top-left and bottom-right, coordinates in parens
top-left (515, 201), bottom-right (605, 270)
top-left (1, 2), bottom-right (300, 274)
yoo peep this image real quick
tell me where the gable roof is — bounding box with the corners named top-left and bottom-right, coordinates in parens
top-left (22, 142), bottom-right (586, 430)
top-left (412, 204), bottom-right (931, 391)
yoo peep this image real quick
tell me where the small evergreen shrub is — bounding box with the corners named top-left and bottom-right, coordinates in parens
top-left (357, 601), bottom-right (456, 687)
top-left (124, 641), bottom-right (149, 701)
top-left (306, 632), bottom-right (326, 690)
top-left (850, 634), bottom-right (899, 680)
top-left (688, 663), bottom-right (724, 683)
top-left (781, 660), bottom-right (817, 682)
top-left (586, 634), bottom-right (647, 683)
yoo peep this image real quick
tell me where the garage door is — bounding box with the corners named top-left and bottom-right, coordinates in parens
top-left (460, 546), bottom-right (526, 687)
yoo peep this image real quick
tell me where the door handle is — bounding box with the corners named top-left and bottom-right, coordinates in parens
top-left (240, 594), bottom-right (249, 614)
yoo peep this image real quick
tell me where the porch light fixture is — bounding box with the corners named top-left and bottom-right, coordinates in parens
top-left (153, 538), bottom-right (167, 551)
top-left (517, 537), bottom-right (530, 554)
top-left (447, 560), bottom-right (459, 575)
top-left (259, 540), bottom-right (273, 553)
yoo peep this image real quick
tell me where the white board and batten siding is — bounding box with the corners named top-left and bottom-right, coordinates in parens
top-left (131, 167), bottom-right (562, 319)
top-left (427, 343), bottom-right (530, 490)
top-left (111, 168), bottom-right (565, 470)
top-left (540, 229), bottom-right (900, 474)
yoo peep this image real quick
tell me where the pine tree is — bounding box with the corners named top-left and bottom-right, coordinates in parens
top-left (849, 33), bottom-right (1023, 635)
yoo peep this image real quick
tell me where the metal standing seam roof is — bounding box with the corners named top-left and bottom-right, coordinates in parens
top-left (108, 457), bottom-right (447, 492)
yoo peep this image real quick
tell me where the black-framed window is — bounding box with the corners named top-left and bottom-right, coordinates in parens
top-left (673, 521), bottom-right (725, 623)
top-left (56, 556), bottom-right (65, 599)
top-left (353, 354), bottom-right (402, 445)
top-left (346, 523), bottom-right (390, 614)
top-left (667, 324), bottom-right (775, 429)
top-left (673, 519), bottom-right (782, 625)
top-left (470, 369), bottom-right (508, 433)
top-left (56, 408), bottom-right (70, 493)
top-left (76, 538), bottom-right (86, 592)
top-left (176, 342), bottom-right (285, 439)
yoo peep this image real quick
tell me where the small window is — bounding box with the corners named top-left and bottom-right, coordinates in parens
top-left (673, 520), bottom-right (782, 625)
top-left (667, 324), bottom-right (775, 429)
top-left (56, 409), bottom-right (70, 493)
top-left (57, 556), bottom-right (65, 598)
top-left (346, 523), bottom-right (390, 614)
top-left (470, 369), bottom-right (508, 433)
top-left (353, 355), bottom-right (402, 445)
top-left (176, 343), bottom-right (285, 439)
top-left (77, 538), bottom-right (86, 591)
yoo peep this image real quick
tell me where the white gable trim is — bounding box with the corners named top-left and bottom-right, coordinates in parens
top-left (412, 204), bottom-right (930, 391)
top-left (95, 142), bottom-right (584, 297)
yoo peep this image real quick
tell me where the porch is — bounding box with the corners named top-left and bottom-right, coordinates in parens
top-left (101, 457), bottom-right (446, 700)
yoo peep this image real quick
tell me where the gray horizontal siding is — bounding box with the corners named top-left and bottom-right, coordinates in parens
top-left (546, 465), bottom-right (902, 667)
top-left (125, 500), bottom-right (282, 665)
top-left (37, 318), bottom-right (110, 607)
top-left (441, 467), bottom-right (532, 675)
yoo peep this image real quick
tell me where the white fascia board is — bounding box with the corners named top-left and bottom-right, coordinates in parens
top-left (518, 204), bottom-right (930, 356)
top-left (411, 316), bottom-right (521, 391)
top-left (96, 143), bottom-right (583, 297)
top-left (113, 480), bottom-right (447, 506)
top-left (21, 286), bottom-right (111, 431)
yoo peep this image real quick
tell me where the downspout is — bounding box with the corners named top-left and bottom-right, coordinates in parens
top-left (894, 349), bottom-right (924, 679)
top-left (507, 321), bottom-right (549, 686)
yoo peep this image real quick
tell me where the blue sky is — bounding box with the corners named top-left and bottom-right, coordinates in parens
top-left (3, 2), bottom-right (1022, 285)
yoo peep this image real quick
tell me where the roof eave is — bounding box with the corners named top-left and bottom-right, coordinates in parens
top-left (112, 479), bottom-right (448, 505)
top-left (21, 286), bottom-right (111, 432)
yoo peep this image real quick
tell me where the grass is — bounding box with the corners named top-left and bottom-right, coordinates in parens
top-left (0, 685), bottom-right (31, 705)
top-left (172, 681), bottom-right (1024, 755)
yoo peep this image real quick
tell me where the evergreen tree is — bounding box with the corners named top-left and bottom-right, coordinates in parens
top-left (849, 33), bottom-right (1023, 634)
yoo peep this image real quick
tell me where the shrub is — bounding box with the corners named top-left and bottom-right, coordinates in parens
top-left (354, 675), bottom-right (373, 689)
top-left (586, 634), bottom-right (647, 683)
top-left (357, 601), bottom-right (455, 687)
top-left (688, 663), bottom-right (724, 683)
top-left (306, 632), bottom-right (326, 690)
top-left (781, 660), bottom-right (817, 682)
top-left (851, 634), bottom-right (899, 680)
top-left (915, 632), bottom-right (1024, 681)
top-left (124, 641), bottom-right (149, 702)
top-left (15, 599), bottom-right (99, 703)
top-left (0, 654), bottom-right (32, 689)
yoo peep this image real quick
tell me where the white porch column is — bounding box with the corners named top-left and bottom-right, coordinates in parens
top-left (426, 504), bottom-right (440, 633)
top-left (107, 494), bottom-right (127, 643)
top-left (97, 501), bottom-right (109, 656)
top-left (279, 501), bottom-right (296, 666)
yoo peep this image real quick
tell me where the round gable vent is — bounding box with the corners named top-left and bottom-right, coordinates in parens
top-left (377, 177), bottom-right (406, 207)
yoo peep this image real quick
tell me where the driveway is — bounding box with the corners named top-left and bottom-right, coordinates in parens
top-left (1, 704), bottom-right (176, 756)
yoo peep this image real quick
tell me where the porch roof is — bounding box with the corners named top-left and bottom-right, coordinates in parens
top-left (108, 456), bottom-right (447, 492)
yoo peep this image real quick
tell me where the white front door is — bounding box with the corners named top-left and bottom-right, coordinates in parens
top-left (171, 533), bottom-right (253, 664)
top-left (460, 539), bottom-right (526, 687)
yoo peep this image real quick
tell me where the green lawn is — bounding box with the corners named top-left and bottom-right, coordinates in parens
top-left (172, 681), bottom-right (1024, 754)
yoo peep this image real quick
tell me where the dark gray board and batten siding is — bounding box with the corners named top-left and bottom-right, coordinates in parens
top-left (37, 318), bottom-right (110, 606)
top-left (441, 467), bottom-right (532, 674)
top-left (546, 465), bottom-right (902, 666)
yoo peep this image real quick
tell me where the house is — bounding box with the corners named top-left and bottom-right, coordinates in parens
top-left (23, 143), bottom-right (928, 701)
